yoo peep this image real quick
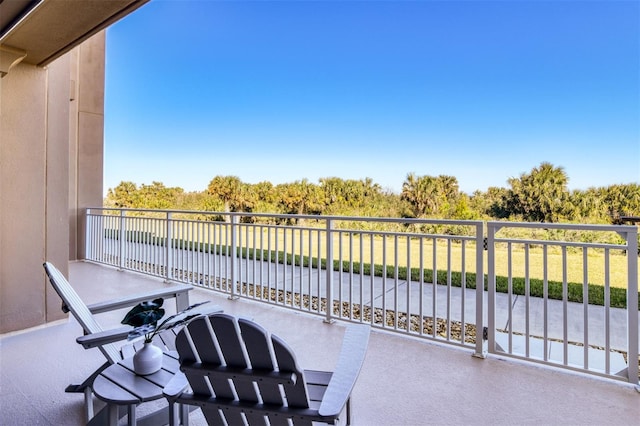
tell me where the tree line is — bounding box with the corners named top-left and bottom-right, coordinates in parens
top-left (105, 162), bottom-right (639, 225)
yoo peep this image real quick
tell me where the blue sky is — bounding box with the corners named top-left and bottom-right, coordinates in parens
top-left (104, 0), bottom-right (640, 195)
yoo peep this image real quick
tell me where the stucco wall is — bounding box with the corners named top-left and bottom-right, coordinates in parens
top-left (70, 34), bottom-right (105, 261)
top-left (45, 53), bottom-right (72, 322)
top-left (0, 32), bottom-right (105, 333)
top-left (0, 63), bottom-right (49, 331)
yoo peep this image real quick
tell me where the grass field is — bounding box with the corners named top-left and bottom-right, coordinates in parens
top-left (113, 217), bottom-right (636, 290)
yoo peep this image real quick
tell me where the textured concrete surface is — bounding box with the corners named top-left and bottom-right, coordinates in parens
top-left (1, 261), bottom-right (638, 425)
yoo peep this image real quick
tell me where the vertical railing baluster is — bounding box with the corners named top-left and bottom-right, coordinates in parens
top-left (507, 242), bottom-right (513, 353)
top-left (582, 248), bottom-right (589, 370)
top-left (267, 226), bottom-right (272, 300)
top-left (338, 230), bottom-right (343, 318)
top-left (230, 215), bottom-right (238, 299)
top-left (165, 212), bottom-right (173, 282)
top-left (543, 245), bottom-right (549, 362)
top-left (370, 234), bottom-right (375, 326)
top-left (325, 219), bottom-right (334, 323)
top-left (349, 232), bottom-right (354, 320)
top-left (524, 244), bottom-right (530, 358)
top-left (118, 210), bottom-right (125, 270)
top-left (460, 239), bottom-right (466, 345)
top-left (301, 228), bottom-right (306, 310)
top-left (360, 232), bottom-right (365, 323)
top-left (604, 249), bottom-right (611, 374)
top-left (446, 239), bottom-right (452, 341)
top-left (562, 246), bottom-right (568, 366)
top-left (253, 224), bottom-right (258, 299)
top-left (393, 234), bottom-right (398, 330)
top-left (406, 235), bottom-right (411, 333)
top-left (317, 228), bottom-right (322, 314)
top-left (431, 238), bottom-right (437, 339)
top-left (382, 234), bottom-right (388, 329)
top-left (85, 208), bottom-right (92, 260)
top-left (419, 236), bottom-right (424, 337)
top-left (308, 229), bottom-right (313, 312)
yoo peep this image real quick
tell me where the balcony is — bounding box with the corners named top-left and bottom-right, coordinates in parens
top-left (1, 261), bottom-right (639, 425)
top-left (3, 208), bottom-right (640, 424)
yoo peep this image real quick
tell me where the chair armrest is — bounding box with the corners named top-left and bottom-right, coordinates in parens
top-left (77, 304), bottom-right (224, 349)
top-left (318, 324), bottom-right (370, 417)
top-left (86, 284), bottom-right (193, 314)
top-left (163, 371), bottom-right (189, 400)
top-left (76, 326), bottom-right (132, 348)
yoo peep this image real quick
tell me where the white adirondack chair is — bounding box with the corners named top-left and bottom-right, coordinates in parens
top-left (164, 313), bottom-right (370, 426)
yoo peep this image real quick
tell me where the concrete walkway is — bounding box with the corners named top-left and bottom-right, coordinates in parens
top-left (265, 260), bottom-right (633, 374)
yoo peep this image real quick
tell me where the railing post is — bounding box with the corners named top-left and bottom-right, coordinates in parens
top-left (473, 222), bottom-right (487, 358)
top-left (324, 219), bottom-right (335, 324)
top-left (228, 215), bottom-right (239, 299)
top-left (118, 210), bottom-right (125, 270)
top-left (165, 212), bottom-right (173, 282)
top-left (625, 227), bottom-right (638, 386)
top-left (85, 208), bottom-right (92, 261)
top-left (486, 222), bottom-right (498, 355)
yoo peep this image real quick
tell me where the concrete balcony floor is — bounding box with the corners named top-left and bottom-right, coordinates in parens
top-left (1, 261), bottom-right (639, 425)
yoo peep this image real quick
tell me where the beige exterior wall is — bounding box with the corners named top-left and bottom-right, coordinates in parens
top-left (70, 34), bottom-right (105, 261)
top-left (0, 32), bottom-right (105, 333)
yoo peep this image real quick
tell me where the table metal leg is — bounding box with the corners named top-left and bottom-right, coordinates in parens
top-left (107, 404), bottom-right (118, 426)
top-left (128, 404), bottom-right (137, 426)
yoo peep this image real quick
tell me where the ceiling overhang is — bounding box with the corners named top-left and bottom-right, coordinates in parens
top-left (0, 0), bottom-right (149, 74)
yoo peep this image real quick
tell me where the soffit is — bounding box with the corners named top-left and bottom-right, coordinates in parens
top-left (0, 0), bottom-right (149, 67)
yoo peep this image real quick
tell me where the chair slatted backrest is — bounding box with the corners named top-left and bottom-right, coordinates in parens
top-left (175, 313), bottom-right (312, 426)
top-left (43, 262), bottom-right (121, 364)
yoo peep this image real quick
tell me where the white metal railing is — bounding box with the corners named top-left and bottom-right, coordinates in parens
top-left (487, 221), bottom-right (638, 384)
top-left (85, 208), bottom-right (639, 385)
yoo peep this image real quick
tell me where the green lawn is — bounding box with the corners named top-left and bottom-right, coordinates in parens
top-left (153, 221), bottom-right (634, 289)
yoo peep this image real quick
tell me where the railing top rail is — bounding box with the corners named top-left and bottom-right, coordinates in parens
top-left (492, 237), bottom-right (628, 250)
top-left (488, 220), bottom-right (638, 233)
top-left (87, 207), bottom-right (484, 226)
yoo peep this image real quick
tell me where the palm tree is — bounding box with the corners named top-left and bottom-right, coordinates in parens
top-left (277, 179), bottom-right (323, 224)
top-left (402, 173), bottom-right (461, 217)
top-left (509, 162), bottom-right (570, 222)
top-left (207, 175), bottom-right (244, 220)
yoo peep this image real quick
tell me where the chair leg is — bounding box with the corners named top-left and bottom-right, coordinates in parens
top-left (66, 360), bottom-right (111, 423)
top-left (169, 402), bottom-right (179, 426)
top-left (84, 386), bottom-right (94, 423)
top-left (346, 398), bottom-right (352, 426)
top-left (181, 403), bottom-right (190, 426)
